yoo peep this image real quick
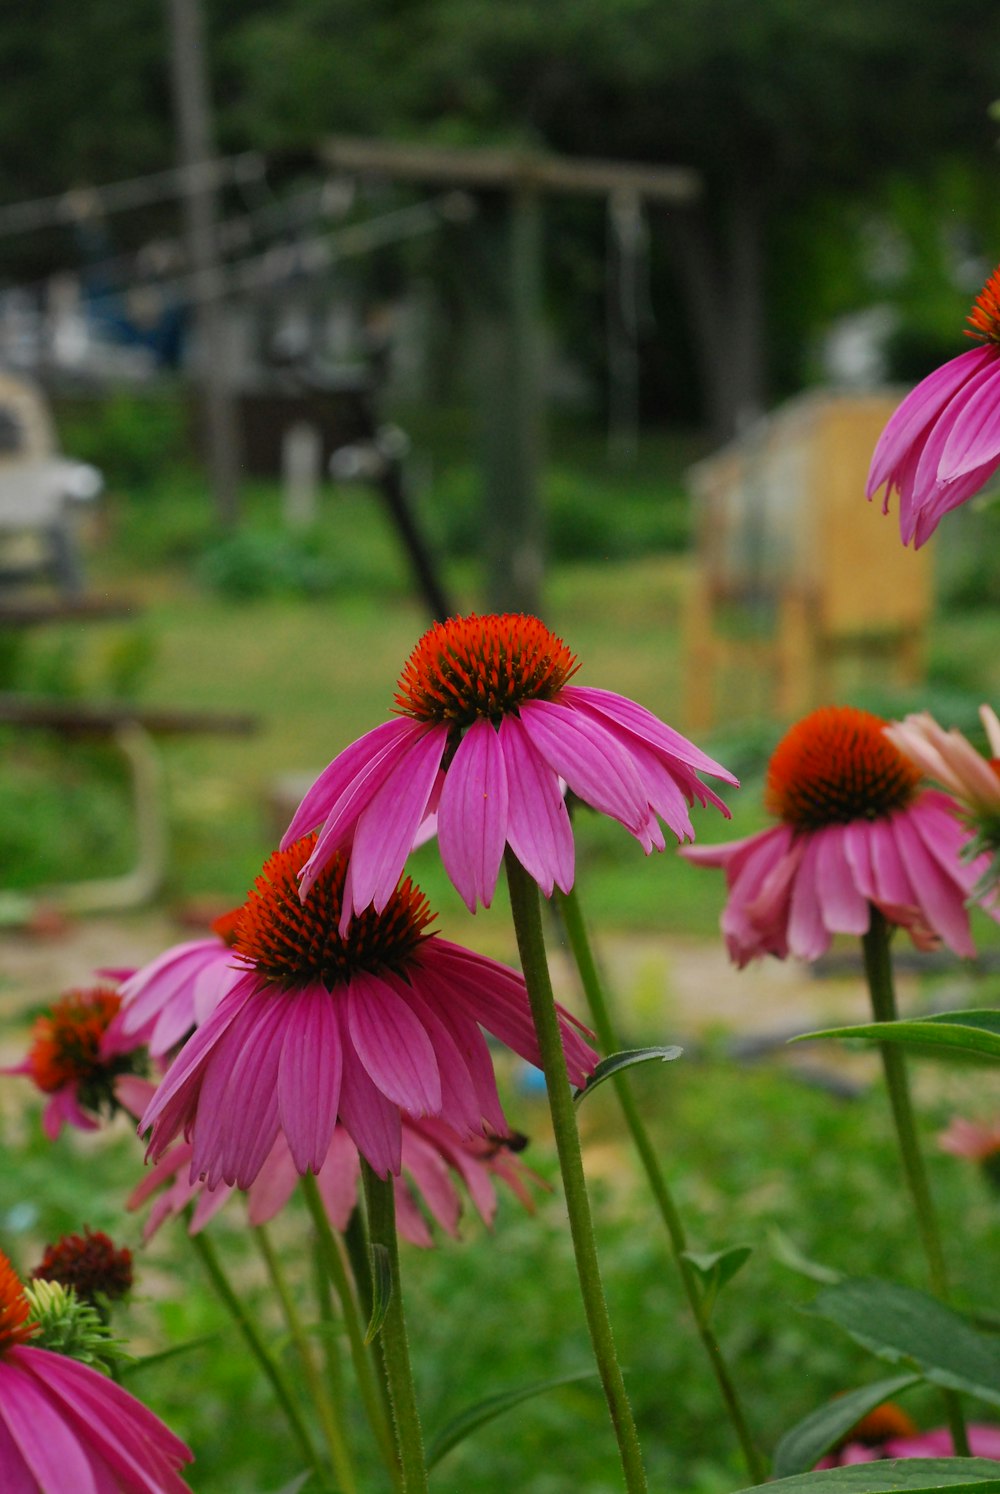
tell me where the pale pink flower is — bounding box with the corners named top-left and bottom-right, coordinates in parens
top-left (682, 706), bottom-right (998, 967)
top-left (129, 1119), bottom-right (544, 1248)
top-left (0, 1250), bottom-right (192, 1492)
top-left (819, 1425), bottom-right (1000, 1466)
top-left (866, 265), bottom-right (1000, 547)
top-left (939, 1115), bottom-right (1000, 1166)
top-left (3, 987), bottom-right (148, 1139)
top-left (140, 836), bottom-right (596, 1185)
top-left (282, 612), bottom-right (736, 921)
top-left (886, 707), bottom-right (1000, 819)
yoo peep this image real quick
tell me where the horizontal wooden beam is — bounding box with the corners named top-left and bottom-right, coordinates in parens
top-left (321, 135), bottom-right (701, 202)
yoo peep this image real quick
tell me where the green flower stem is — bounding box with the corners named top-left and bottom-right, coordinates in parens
top-left (505, 850), bottom-right (648, 1493)
top-left (558, 884), bottom-right (766, 1485)
top-left (361, 1157), bottom-right (428, 1494)
top-left (254, 1222), bottom-right (359, 1494)
top-left (861, 908), bottom-right (970, 1458)
top-left (300, 1172), bottom-right (401, 1486)
top-left (186, 1228), bottom-right (324, 1484)
top-left (344, 1206), bottom-right (396, 1441)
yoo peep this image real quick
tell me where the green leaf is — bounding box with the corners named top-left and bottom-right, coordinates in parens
top-left (681, 1245), bottom-right (753, 1317)
top-left (793, 1011), bottom-right (1000, 1062)
top-left (365, 1244), bottom-right (392, 1345)
top-left (119, 1333), bottom-right (218, 1380)
top-left (425, 1369), bottom-right (600, 1469)
top-left (731, 1459), bottom-right (1000, 1494)
top-left (770, 1229), bottom-right (844, 1286)
top-left (805, 1278), bottom-right (1000, 1407)
top-left (573, 1046), bottom-right (682, 1104)
top-left (773, 1374), bottom-right (923, 1479)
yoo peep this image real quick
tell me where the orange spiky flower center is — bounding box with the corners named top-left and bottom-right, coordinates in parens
top-left (765, 706), bottom-right (922, 830)
top-left (26, 987), bottom-right (143, 1116)
top-left (232, 835), bottom-right (436, 990)
top-left (841, 1400), bottom-right (919, 1447)
top-left (394, 613), bottom-right (580, 728)
top-left (33, 1229), bottom-right (133, 1306)
top-left (965, 265), bottom-right (1000, 346)
top-left (210, 905), bottom-right (243, 947)
top-left (0, 1252), bottom-right (37, 1356)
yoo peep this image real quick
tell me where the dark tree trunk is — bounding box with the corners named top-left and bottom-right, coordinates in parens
top-left (666, 182), bottom-right (768, 444)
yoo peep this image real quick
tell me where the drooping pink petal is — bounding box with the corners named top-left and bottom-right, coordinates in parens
top-left (498, 713), bottom-right (574, 896)
top-left (865, 818), bottom-right (915, 909)
top-left (912, 352), bottom-right (1000, 497)
top-left (343, 723), bottom-right (450, 919)
top-left (387, 971), bottom-right (484, 1135)
top-left (277, 984), bottom-right (342, 1174)
top-left (0, 1357), bottom-right (99, 1494)
top-left (400, 1125), bottom-right (462, 1238)
top-left (0, 1411), bottom-right (39, 1494)
top-left (813, 827), bottom-right (870, 935)
top-left (935, 355), bottom-right (1000, 480)
top-left (140, 975), bottom-right (259, 1147)
top-left (189, 995), bottom-right (287, 1187)
top-left (337, 1023), bottom-right (402, 1177)
top-left (890, 813), bottom-right (975, 956)
top-left (346, 972), bottom-right (441, 1116)
top-left (282, 717), bottom-right (420, 848)
top-left (437, 717), bottom-right (510, 911)
top-left (517, 698), bottom-right (650, 835)
top-left (866, 344), bottom-right (993, 495)
top-left (26, 1347), bottom-right (191, 1492)
top-left (562, 685), bottom-right (739, 785)
top-left (786, 835), bottom-right (829, 960)
top-left (313, 1127), bottom-right (362, 1232)
top-left (297, 719), bottom-right (441, 901)
top-left (394, 1179), bottom-right (435, 1246)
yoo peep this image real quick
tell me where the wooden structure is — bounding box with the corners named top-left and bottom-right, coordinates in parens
top-left (321, 136), bottom-right (701, 614)
top-left (0, 372), bottom-right (102, 595)
top-left (683, 390), bottom-right (931, 732)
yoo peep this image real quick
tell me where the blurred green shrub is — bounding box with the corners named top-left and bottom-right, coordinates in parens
top-left (196, 526), bottom-right (349, 600)
top-left (56, 392), bottom-right (190, 491)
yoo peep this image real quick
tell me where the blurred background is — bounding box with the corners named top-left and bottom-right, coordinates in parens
top-left (3, 7), bottom-right (1000, 1491)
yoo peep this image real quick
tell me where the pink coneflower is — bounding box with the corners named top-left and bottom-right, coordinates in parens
top-left (140, 835), bottom-right (596, 1185)
top-left (282, 612), bottom-right (736, 920)
top-left (3, 987), bottom-right (148, 1139)
top-left (682, 705), bottom-right (998, 967)
top-left (867, 265), bottom-right (1000, 547)
top-left (0, 1250), bottom-right (192, 1492)
top-left (114, 908), bottom-right (245, 1059)
top-left (130, 1118), bottom-right (543, 1248)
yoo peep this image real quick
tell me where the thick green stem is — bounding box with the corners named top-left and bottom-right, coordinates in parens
top-left (300, 1172), bottom-right (401, 1485)
top-left (558, 884), bottom-right (766, 1484)
top-left (361, 1158), bottom-right (428, 1494)
top-left (186, 1228), bottom-right (324, 1483)
top-left (861, 909), bottom-right (970, 1457)
top-left (254, 1222), bottom-right (358, 1494)
top-left (505, 850), bottom-right (648, 1492)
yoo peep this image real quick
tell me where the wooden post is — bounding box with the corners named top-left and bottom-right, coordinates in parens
top-left (166, 0), bottom-right (241, 527)
top-left (481, 182), bottom-right (544, 616)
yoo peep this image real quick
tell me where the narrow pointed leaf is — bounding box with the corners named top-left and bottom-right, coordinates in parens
top-left (770, 1229), bottom-right (843, 1286)
top-left (805, 1278), bottom-right (1000, 1407)
top-left (773, 1374), bottom-right (923, 1479)
top-left (731, 1460), bottom-right (1000, 1494)
top-left (365, 1243), bottom-right (392, 1345)
top-left (681, 1245), bottom-right (753, 1317)
top-left (793, 1011), bottom-right (1000, 1062)
top-left (573, 1045), bottom-right (682, 1104)
top-left (118, 1333), bottom-right (219, 1380)
top-left (426, 1368), bottom-right (600, 1469)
